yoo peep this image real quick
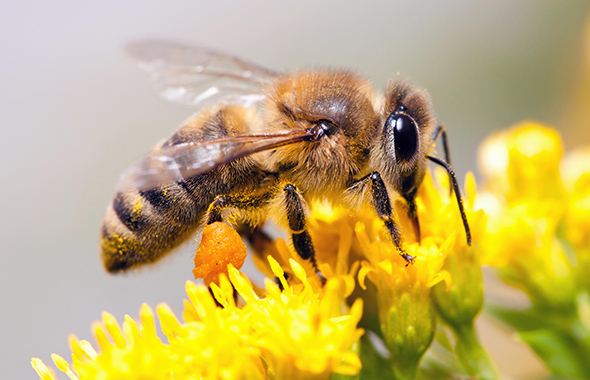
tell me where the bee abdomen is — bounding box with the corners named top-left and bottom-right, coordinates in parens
top-left (100, 105), bottom-right (265, 273)
top-left (101, 180), bottom-right (207, 273)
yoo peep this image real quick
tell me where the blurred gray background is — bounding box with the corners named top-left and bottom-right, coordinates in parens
top-left (2, 1), bottom-right (590, 379)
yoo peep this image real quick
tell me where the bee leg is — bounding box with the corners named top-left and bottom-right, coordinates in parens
top-left (353, 172), bottom-right (415, 265)
top-left (208, 286), bottom-right (238, 308)
top-left (203, 193), bottom-right (273, 297)
top-left (246, 226), bottom-right (273, 253)
top-left (427, 155), bottom-right (472, 246)
top-left (431, 125), bottom-right (473, 245)
top-left (273, 273), bottom-right (290, 291)
top-left (283, 184), bottom-right (326, 283)
top-left (203, 190), bottom-right (325, 283)
top-left (432, 124), bottom-right (453, 196)
top-left (403, 191), bottom-right (421, 243)
top-left (205, 193), bottom-right (273, 225)
top-left (204, 192), bottom-right (315, 285)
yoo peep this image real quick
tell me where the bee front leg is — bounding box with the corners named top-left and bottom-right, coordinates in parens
top-left (431, 124), bottom-right (451, 165)
top-left (351, 172), bottom-right (415, 265)
top-left (429, 125), bottom-right (472, 246)
top-left (431, 124), bottom-right (453, 196)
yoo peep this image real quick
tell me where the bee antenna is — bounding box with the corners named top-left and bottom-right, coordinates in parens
top-left (426, 155), bottom-right (472, 246)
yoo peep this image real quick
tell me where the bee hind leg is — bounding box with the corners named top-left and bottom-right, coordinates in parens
top-left (202, 192), bottom-right (273, 306)
top-left (203, 188), bottom-right (326, 284)
top-left (205, 192), bottom-right (273, 225)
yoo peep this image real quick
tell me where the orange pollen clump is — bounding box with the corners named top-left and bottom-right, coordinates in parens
top-left (193, 222), bottom-right (247, 285)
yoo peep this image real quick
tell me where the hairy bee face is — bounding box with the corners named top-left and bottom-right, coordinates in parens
top-left (369, 78), bottom-right (437, 193)
top-left (264, 71), bottom-right (379, 197)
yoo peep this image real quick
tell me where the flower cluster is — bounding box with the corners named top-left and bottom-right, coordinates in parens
top-left (33, 259), bottom-right (363, 380)
top-left (34, 161), bottom-right (492, 379)
top-left (477, 122), bottom-right (590, 379)
top-left (36, 120), bottom-right (590, 379)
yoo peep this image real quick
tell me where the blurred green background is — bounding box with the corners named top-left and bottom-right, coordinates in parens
top-left (2, 1), bottom-right (590, 379)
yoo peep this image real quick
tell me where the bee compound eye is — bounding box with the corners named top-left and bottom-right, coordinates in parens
top-left (386, 112), bottom-right (419, 164)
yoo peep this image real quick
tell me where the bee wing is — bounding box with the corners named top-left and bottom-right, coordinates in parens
top-left (125, 39), bottom-right (281, 108)
top-left (116, 130), bottom-right (311, 192)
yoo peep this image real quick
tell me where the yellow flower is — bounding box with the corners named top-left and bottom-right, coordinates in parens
top-left (562, 147), bottom-right (590, 290)
top-left (33, 291), bottom-right (264, 380)
top-left (413, 169), bottom-right (496, 379)
top-left (478, 122), bottom-right (577, 310)
top-left (252, 200), bottom-right (364, 301)
top-left (355, 221), bottom-right (447, 378)
top-left (33, 259), bottom-right (363, 380)
top-left (478, 121), bottom-right (565, 204)
top-left (475, 122), bottom-right (590, 379)
top-left (562, 147), bottom-right (590, 251)
top-left (244, 258), bottom-right (364, 379)
top-left (350, 169), bottom-right (483, 378)
top-left (421, 170), bottom-right (487, 324)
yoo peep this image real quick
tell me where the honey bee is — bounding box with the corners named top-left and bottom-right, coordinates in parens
top-left (101, 39), bottom-right (471, 274)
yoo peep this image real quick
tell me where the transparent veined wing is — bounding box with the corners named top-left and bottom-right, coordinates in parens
top-left (116, 129), bottom-right (313, 192)
top-left (125, 39), bottom-right (281, 108)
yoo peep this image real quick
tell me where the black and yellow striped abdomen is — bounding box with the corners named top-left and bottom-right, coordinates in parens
top-left (100, 106), bottom-right (265, 273)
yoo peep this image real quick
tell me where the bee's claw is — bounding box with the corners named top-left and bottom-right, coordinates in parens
top-left (401, 252), bottom-right (415, 266)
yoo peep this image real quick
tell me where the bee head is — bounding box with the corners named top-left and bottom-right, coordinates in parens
top-left (369, 77), bottom-right (436, 191)
top-left (265, 71), bottom-right (378, 196)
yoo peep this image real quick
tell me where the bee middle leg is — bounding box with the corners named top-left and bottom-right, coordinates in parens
top-left (281, 184), bottom-right (319, 269)
top-left (351, 171), bottom-right (415, 265)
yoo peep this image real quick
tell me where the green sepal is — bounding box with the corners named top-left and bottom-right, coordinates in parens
top-left (352, 335), bottom-right (393, 380)
top-left (519, 329), bottom-right (590, 378)
top-left (488, 303), bottom-right (590, 378)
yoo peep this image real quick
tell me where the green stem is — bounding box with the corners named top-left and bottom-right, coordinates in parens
top-left (391, 358), bottom-right (420, 380)
top-left (454, 322), bottom-right (498, 380)
top-left (354, 335), bottom-right (392, 380)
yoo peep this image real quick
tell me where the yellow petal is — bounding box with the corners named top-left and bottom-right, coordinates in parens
top-left (357, 264), bottom-right (375, 290)
top-left (102, 311), bottom-right (126, 349)
top-left (31, 358), bottom-right (57, 380)
top-left (51, 354), bottom-right (78, 380)
top-left (228, 264), bottom-right (258, 303)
